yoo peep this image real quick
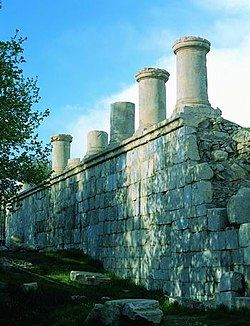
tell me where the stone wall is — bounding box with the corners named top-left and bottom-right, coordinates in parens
top-left (6, 109), bottom-right (250, 302)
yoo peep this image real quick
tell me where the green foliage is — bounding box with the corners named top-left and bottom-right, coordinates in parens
top-left (0, 31), bottom-right (50, 209)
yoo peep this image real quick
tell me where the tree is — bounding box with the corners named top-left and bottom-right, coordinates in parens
top-left (0, 32), bottom-right (51, 211)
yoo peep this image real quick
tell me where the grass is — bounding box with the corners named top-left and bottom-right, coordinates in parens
top-left (0, 249), bottom-right (249, 325)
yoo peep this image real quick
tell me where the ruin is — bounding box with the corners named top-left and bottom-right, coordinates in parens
top-left (5, 36), bottom-right (250, 308)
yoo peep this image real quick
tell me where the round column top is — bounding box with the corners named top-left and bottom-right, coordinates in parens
top-left (173, 36), bottom-right (211, 54)
top-left (51, 134), bottom-right (73, 142)
top-left (88, 130), bottom-right (108, 136)
top-left (111, 101), bottom-right (135, 107)
top-left (135, 67), bottom-right (170, 82)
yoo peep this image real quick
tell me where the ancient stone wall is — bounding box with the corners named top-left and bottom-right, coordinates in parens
top-left (6, 111), bottom-right (250, 302)
top-left (5, 35), bottom-right (250, 306)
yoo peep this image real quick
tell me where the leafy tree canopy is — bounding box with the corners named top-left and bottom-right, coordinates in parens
top-left (0, 31), bottom-right (51, 209)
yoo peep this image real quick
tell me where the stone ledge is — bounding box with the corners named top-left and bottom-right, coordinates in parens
top-left (17, 116), bottom-right (184, 199)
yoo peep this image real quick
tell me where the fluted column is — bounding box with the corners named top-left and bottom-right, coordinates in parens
top-left (173, 36), bottom-right (211, 110)
top-left (110, 102), bottom-right (135, 144)
top-left (86, 130), bottom-right (108, 156)
top-left (135, 67), bottom-right (169, 129)
top-left (51, 134), bottom-right (72, 174)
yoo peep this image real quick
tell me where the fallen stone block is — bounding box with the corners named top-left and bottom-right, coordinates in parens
top-left (21, 282), bottom-right (38, 293)
top-left (70, 271), bottom-right (111, 285)
top-left (227, 187), bottom-right (250, 225)
top-left (122, 299), bottom-right (163, 324)
top-left (99, 299), bottom-right (163, 325)
top-left (85, 303), bottom-right (104, 325)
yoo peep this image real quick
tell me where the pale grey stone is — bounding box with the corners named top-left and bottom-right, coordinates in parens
top-left (192, 181), bottom-right (213, 205)
top-left (122, 299), bottom-right (163, 324)
top-left (70, 271), bottom-right (111, 285)
top-left (239, 223), bottom-right (250, 247)
top-left (243, 247), bottom-right (250, 265)
top-left (216, 291), bottom-right (239, 309)
top-left (219, 272), bottom-right (244, 293)
top-left (173, 36), bottom-right (210, 109)
top-left (211, 150), bottom-right (228, 161)
top-left (227, 187), bottom-right (250, 224)
top-left (135, 67), bottom-right (169, 129)
top-left (207, 208), bottom-right (228, 231)
top-left (21, 282), bottom-right (38, 293)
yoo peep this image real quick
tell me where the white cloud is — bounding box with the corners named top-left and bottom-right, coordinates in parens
top-left (67, 4), bottom-right (250, 158)
top-left (207, 41), bottom-right (250, 126)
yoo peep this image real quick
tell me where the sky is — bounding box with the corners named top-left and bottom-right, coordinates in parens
top-left (1, 0), bottom-right (250, 158)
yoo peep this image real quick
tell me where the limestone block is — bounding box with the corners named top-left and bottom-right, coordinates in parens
top-left (173, 36), bottom-right (211, 109)
top-left (211, 150), bottom-right (228, 162)
top-left (100, 299), bottom-right (163, 325)
top-left (216, 291), bottom-right (239, 309)
top-left (227, 187), bottom-right (250, 224)
top-left (135, 67), bottom-right (169, 129)
top-left (185, 135), bottom-right (200, 160)
top-left (219, 272), bottom-right (244, 294)
top-left (110, 102), bottom-right (135, 143)
top-left (207, 208), bottom-right (228, 231)
top-left (188, 162), bottom-right (214, 183)
top-left (239, 223), bottom-right (250, 248)
top-left (209, 231), bottom-right (226, 251)
top-left (192, 181), bottom-right (213, 205)
top-left (21, 282), bottom-right (38, 293)
top-left (243, 247), bottom-right (250, 265)
top-left (165, 189), bottom-right (184, 210)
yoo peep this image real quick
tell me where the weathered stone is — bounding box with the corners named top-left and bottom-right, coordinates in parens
top-left (85, 303), bottom-right (104, 325)
top-left (110, 102), bottom-right (135, 144)
top-left (227, 187), bottom-right (250, 224)
top-left (135, 67), bottom-right (169, 129)
top-left (216, 291), bottom-right (239, 309)
top-left (207, 208), bottom-right (228, 231)
top-left (122, 299), bottom-right (163, 324)
top-left (219, 272), bottom-right (244, 294)
top-left (86, 130), bottom-right (108, 156)
top-left (100, 299), bottom-right (163, 325)
top-left (239, 223), bottom-right (250, 248)
top-left (70, 271), bottom-right (111, 285)
top-left (172, 36), bottom-right (211, 112)
top-left (211, 150), bottom-right (228, 162)
top-left (51, 134), bottom-right (72, 174)
top-left (21, 282), bottom-right (38, 293)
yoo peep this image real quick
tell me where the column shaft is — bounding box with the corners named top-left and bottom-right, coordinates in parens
top-left (173, 36), bottom-right (211, 109)
top-left (51, 134), bottom-right (72, 174)
top-left (110, 102), bottom-right (135, 143)
top-left (135, 67), bottom-right (169, 129)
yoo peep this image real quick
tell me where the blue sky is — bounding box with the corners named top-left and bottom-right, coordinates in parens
top-left (1, 0), bottom-right (250, 157)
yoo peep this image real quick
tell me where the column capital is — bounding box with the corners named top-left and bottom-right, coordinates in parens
top-left (173, 36), bottom-right (210, 54)
top-left (50, 134), bottom-right (73, 143)
top-left (135, 67), bottom-right (169, 83)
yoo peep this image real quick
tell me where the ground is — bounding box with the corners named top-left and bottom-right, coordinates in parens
top-left (0, 249), bottom-right (249, 325)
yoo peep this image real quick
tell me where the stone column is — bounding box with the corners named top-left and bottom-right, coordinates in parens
top-left (51, 134), bottom-right (72, 174)
top-left (173, 36), bottom-right (211, 110)
top-left (110, 102), bottom-right (135, 144)
top-left (135, 67), bottom-right (169, 129)
top-left (86, 130), bottom-right (108, 156)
